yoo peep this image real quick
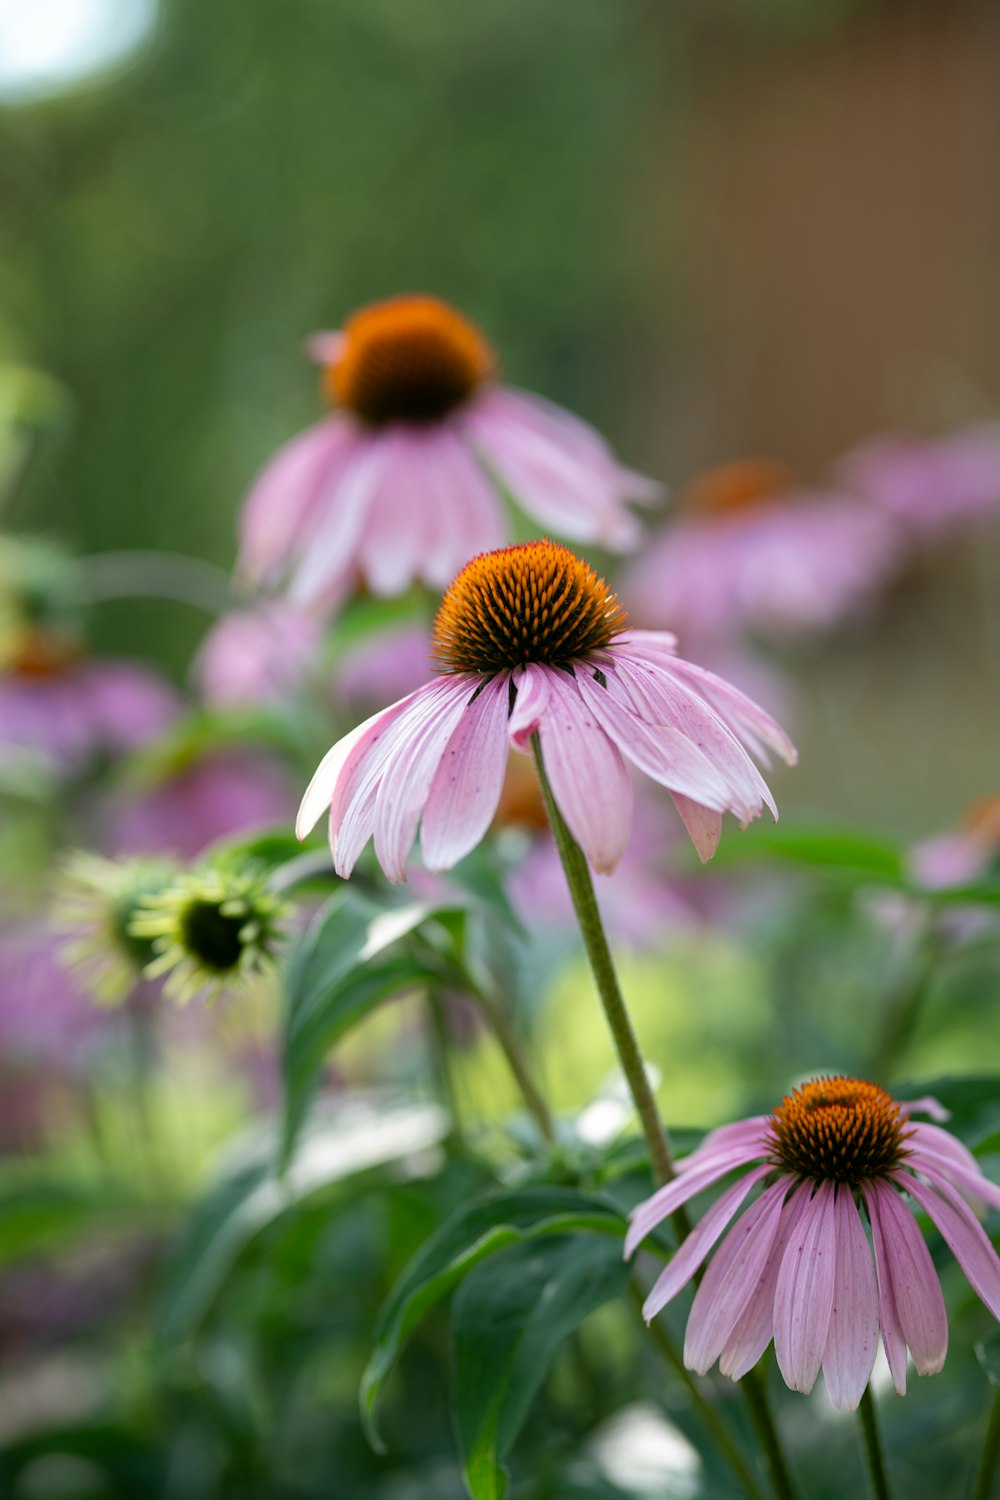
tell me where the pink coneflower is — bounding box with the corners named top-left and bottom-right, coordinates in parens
top-left (193, 602), bottom-right (320, 708)
top-left (297, 541), bottom-right (795, 881)
top-left (626, 1076), bottom-right (1000, 1409)
top-left (239, 295), bottom-right (658, 613)
top-left (624, 459), bottom-right (898, 646)
top-left (837, 423), bottom-right (1000, 538)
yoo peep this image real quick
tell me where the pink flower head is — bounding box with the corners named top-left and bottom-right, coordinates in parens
top-left (626, 1076), bottom-right (1000, 1409)
top-left (624, 458), bottom-right (898, 646)
top-left (297, 541), bottom-right (796, 882)
top-left (838, 423), bottom-right (1000, 537)
top-left (238, 295), bottom-right (659, 615)
top-left (193, 602), bottom-right (320, 708)
top-left (0, 646), bottom-right (178, 771)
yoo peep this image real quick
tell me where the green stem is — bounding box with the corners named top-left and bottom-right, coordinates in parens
top-left (426, 992), bottom-right (467, 1149)
top-left (868, 916), bottom-right (941, 1080)
top-left (972, 1388), bottom-right (1000, 1500)
top-left (857, 1385), bottom-right (892, 1500)
top-left (742, 1368), bottom-right (799, 1500)
top-left (531, 736), bottom-right (676, 1188)
top-left (632, 1284), bottom-right (767, 1500)
top-left (472, 979), bottom-right (557, 1145)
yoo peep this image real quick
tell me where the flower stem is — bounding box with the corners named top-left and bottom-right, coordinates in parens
top-left (471, 978), bottom-right (557, 1145)
top-left (632, 1284), bottom-right (767, 1500)
top-left (742, 1368), bottom-right (799, 1500)
top-left (972, 1388), bottom-right (1000, 1500)
top-left (531, 737), bottom-right (677, 1188)
top-left (857, 1385), bottom-right (893, 1500)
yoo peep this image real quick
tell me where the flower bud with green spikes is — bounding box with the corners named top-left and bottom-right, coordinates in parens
top-left (52, 852), bottom-right (179, 1006)
top-left (130, 858), bottom-right (289, 1004)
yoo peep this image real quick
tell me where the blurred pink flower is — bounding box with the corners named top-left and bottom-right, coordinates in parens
top-left (193, 602), bottom-right (320, 708)
top-left (627, 1077), bottom-right (1000, 1408)
top-left (0, 657), bottom-right (178, 770)
top-left (106, 748), bottom-right (295, 859)
top-left (624, 459), bottom-right (897, 647)
top-left (838, 423), bottom-right (1000, 537)
top-left (335, 622), bottom-right (434, 716)
top-left (298, 542), bottom-right (795, 881)
top-left (0, 927), bottom-right (112, 1074)
top-left (239, 295), bottom-right (658, 614)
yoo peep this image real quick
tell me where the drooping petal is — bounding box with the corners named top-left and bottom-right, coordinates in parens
top-left (287, 435), bottom-right (387, 610)
top-left (822, 1187), bottom-right (879, 1410)
top-left (903, 1173), bottom-right (1000, 1322)
top-left (238, 417), bottom-right (361, 586)
top-left (372, 678), bottom-right (477, 883)
top-left (418, 424), bottom-right (506, 585)
top-left (898, 1097), bottom-right (951, 1123)
top-left (669, 794), bottom-right (723, 863)
top-left (536, 670), bottom-right (633, 874)
top-left (864, 1180), bottom-right (947, 1384)
top-left (508, 664), bottom-right (549, 751)
top-left (642, 1165), bottom-right (770, 1322)
top-left (678, 1116), bottom-right (771, 1170)
top-left (907, 1128), bottom-right (1000, 1213)
top-left (421, 674), bottom-right (510, 871)
top-left (626, 1144), bottom-right (774, 1259)
top-left (773, 1181), bottom-right (838, 1394)
top-left (684, 1180), bottom-right (789, 1374)
top-left (296, 695), bottom-right (414, 840)
top-left (719, 1182), bottom-right (812, 1381)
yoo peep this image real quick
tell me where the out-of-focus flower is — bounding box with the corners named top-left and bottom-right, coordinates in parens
top-left (838, 423), bottom-right (1000, 538)
top-left (626, 1077), bottom-right (1000, 1409)
top-left (131, 859), bottom-right (289, 1004)
top-left (238, 295), bottom-right (659, 613)
top-left (623, 459), bottom-right (897, 647)
top-left (0, 926), bottom-right (114, 1073)
top-left (335, 621), bottom-right (433, 716)
top-left (298, 541), bottom-right (795, 881)
top-left (0, 536), bottom-right (177, 769)
top-left (193, 602), bottom-right (320, 708)
top-left (106, 746), bottom-right (295, 860)
top-left (52, 852), bottom-right (177, 1006)
top-left (910, 793), bottom-right (1000, 893)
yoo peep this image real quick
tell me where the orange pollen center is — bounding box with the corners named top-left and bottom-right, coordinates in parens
top-left (682, 458), bottom-right (795, 518)
top-left (767, 1076), bottom-right (909, 1185)
top-left (431, 540), bottom-right (627, 676)
top-left (961, 792), bottom-right (1000, 851)
top-left (325, 295), bottom-right (495, 426)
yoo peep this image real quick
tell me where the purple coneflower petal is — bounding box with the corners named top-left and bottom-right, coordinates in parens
top-left (240, 418), bottom-right (360, 588)
top-left (865, 1179), bottom-right (947, 1382)
top-left (288, 435), bottom-right (386, 609)
top-left (421, 675), bottom-right (510, 871)
top-left (774, 1181), bottom-right (838, 1394)
top-left (822, 1187), bottom-right (879, 1410)
top-left (508, 663), bottom-right (549, 750)
top-left (898, 1097), bottom-right (951, 1123)
top-left (536, 671), bottom-right (633, 874)
top-left (902, 1173), bottom-right (1000, 1321)
top-left (719, 1183), bottom-right (811, 1381)
top-left (647, 653), bottom-right (798, 769)
top-left (908, 1127), bottom-right (1000, 1213)
top-left (684, 1181), bottom-right (789, 1374)
top-left (677, 1117), bottom-right (771, 1169)
top-left (625, 1144), bottom-right (770, 1259)
top-left (373, 680), bottom-right (474, 883)
top-left (297, 698), bottom-right (412, 842)
top-left (642, 1165), bottom-right (770, 1321)
top-left (668, 794), bottom-right (723, 863)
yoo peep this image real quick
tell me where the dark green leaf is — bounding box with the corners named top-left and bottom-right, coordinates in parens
top-left (360, 1187), bottom-right (629, 1452)
top-left (452, 1235), bottom-right (631, 1500)
top-left (976, 1330), bottom-right (1000, 1387)
top-left (712, 822), bottom-right (906, 880)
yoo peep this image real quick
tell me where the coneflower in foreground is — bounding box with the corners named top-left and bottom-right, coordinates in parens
top-left (297, 540), bottom-right (796, 881)
top-left (238, 295), bottom-right (659, 612)
top-left (626, 1076), bottom-right (1000, 1410)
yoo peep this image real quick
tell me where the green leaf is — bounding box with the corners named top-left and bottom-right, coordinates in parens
top-left (713, 822), bottom-right (906, 880)
top-left (158, 1095), bottom-right (447, 1345)
top-left (0, 1177), bottom-right (147, 1266)
top-left (281, 891), bottom-right (466, 1163)
top-left (976, 1329), bottom-right (1000, 1387)
top-left (452, 1235), bottom-right (631, 1500)
top-left (359, 1186), bottom-right (629, 1452)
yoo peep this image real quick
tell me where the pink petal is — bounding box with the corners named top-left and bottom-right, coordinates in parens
top-left (865, 1180), bottom-right (947, 1384)
top-left (372, 678), bottom-right (475, 883)
top-left (907, 1128), bottom-right (1000, 1213)
top-left (238, 418), bottom-right (359, 585)
top-left (822, 1187), bottom-right (879, 1410)
top-left (669, 793), bottom-right (723, 863)
top-left (421, 675), bottom-right (510, 871)
top-left (535, 670), bottom-right (634, 874)
top-left (679, 1116), bottom-right (771, 1168)
top-left (719, 1183), bottom-right (812, 1380)
top-left (684, 1180), bottom-right (789, 1374)
top-left (296, 695), bottom-right (413, 840)
top-left (287, 433), bottom-right (385, 610)
top-left (773, 1181), bottom-right (838, 1394)
top-left (626, 1144), bottom-right (771, 1259)
top-left (898, 1097), bottom-right (951, 1123)
top-left (508, 664), bottom-right (549, 751)
top-left (642, 1165), bottom-right (770, 1321)
top-left (862, 1183), bottom-right (910, 1394)
top-left (902, 1172), bottom-right (1000, 1322)
top-left (421, 424), bottom-right (506, 584)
